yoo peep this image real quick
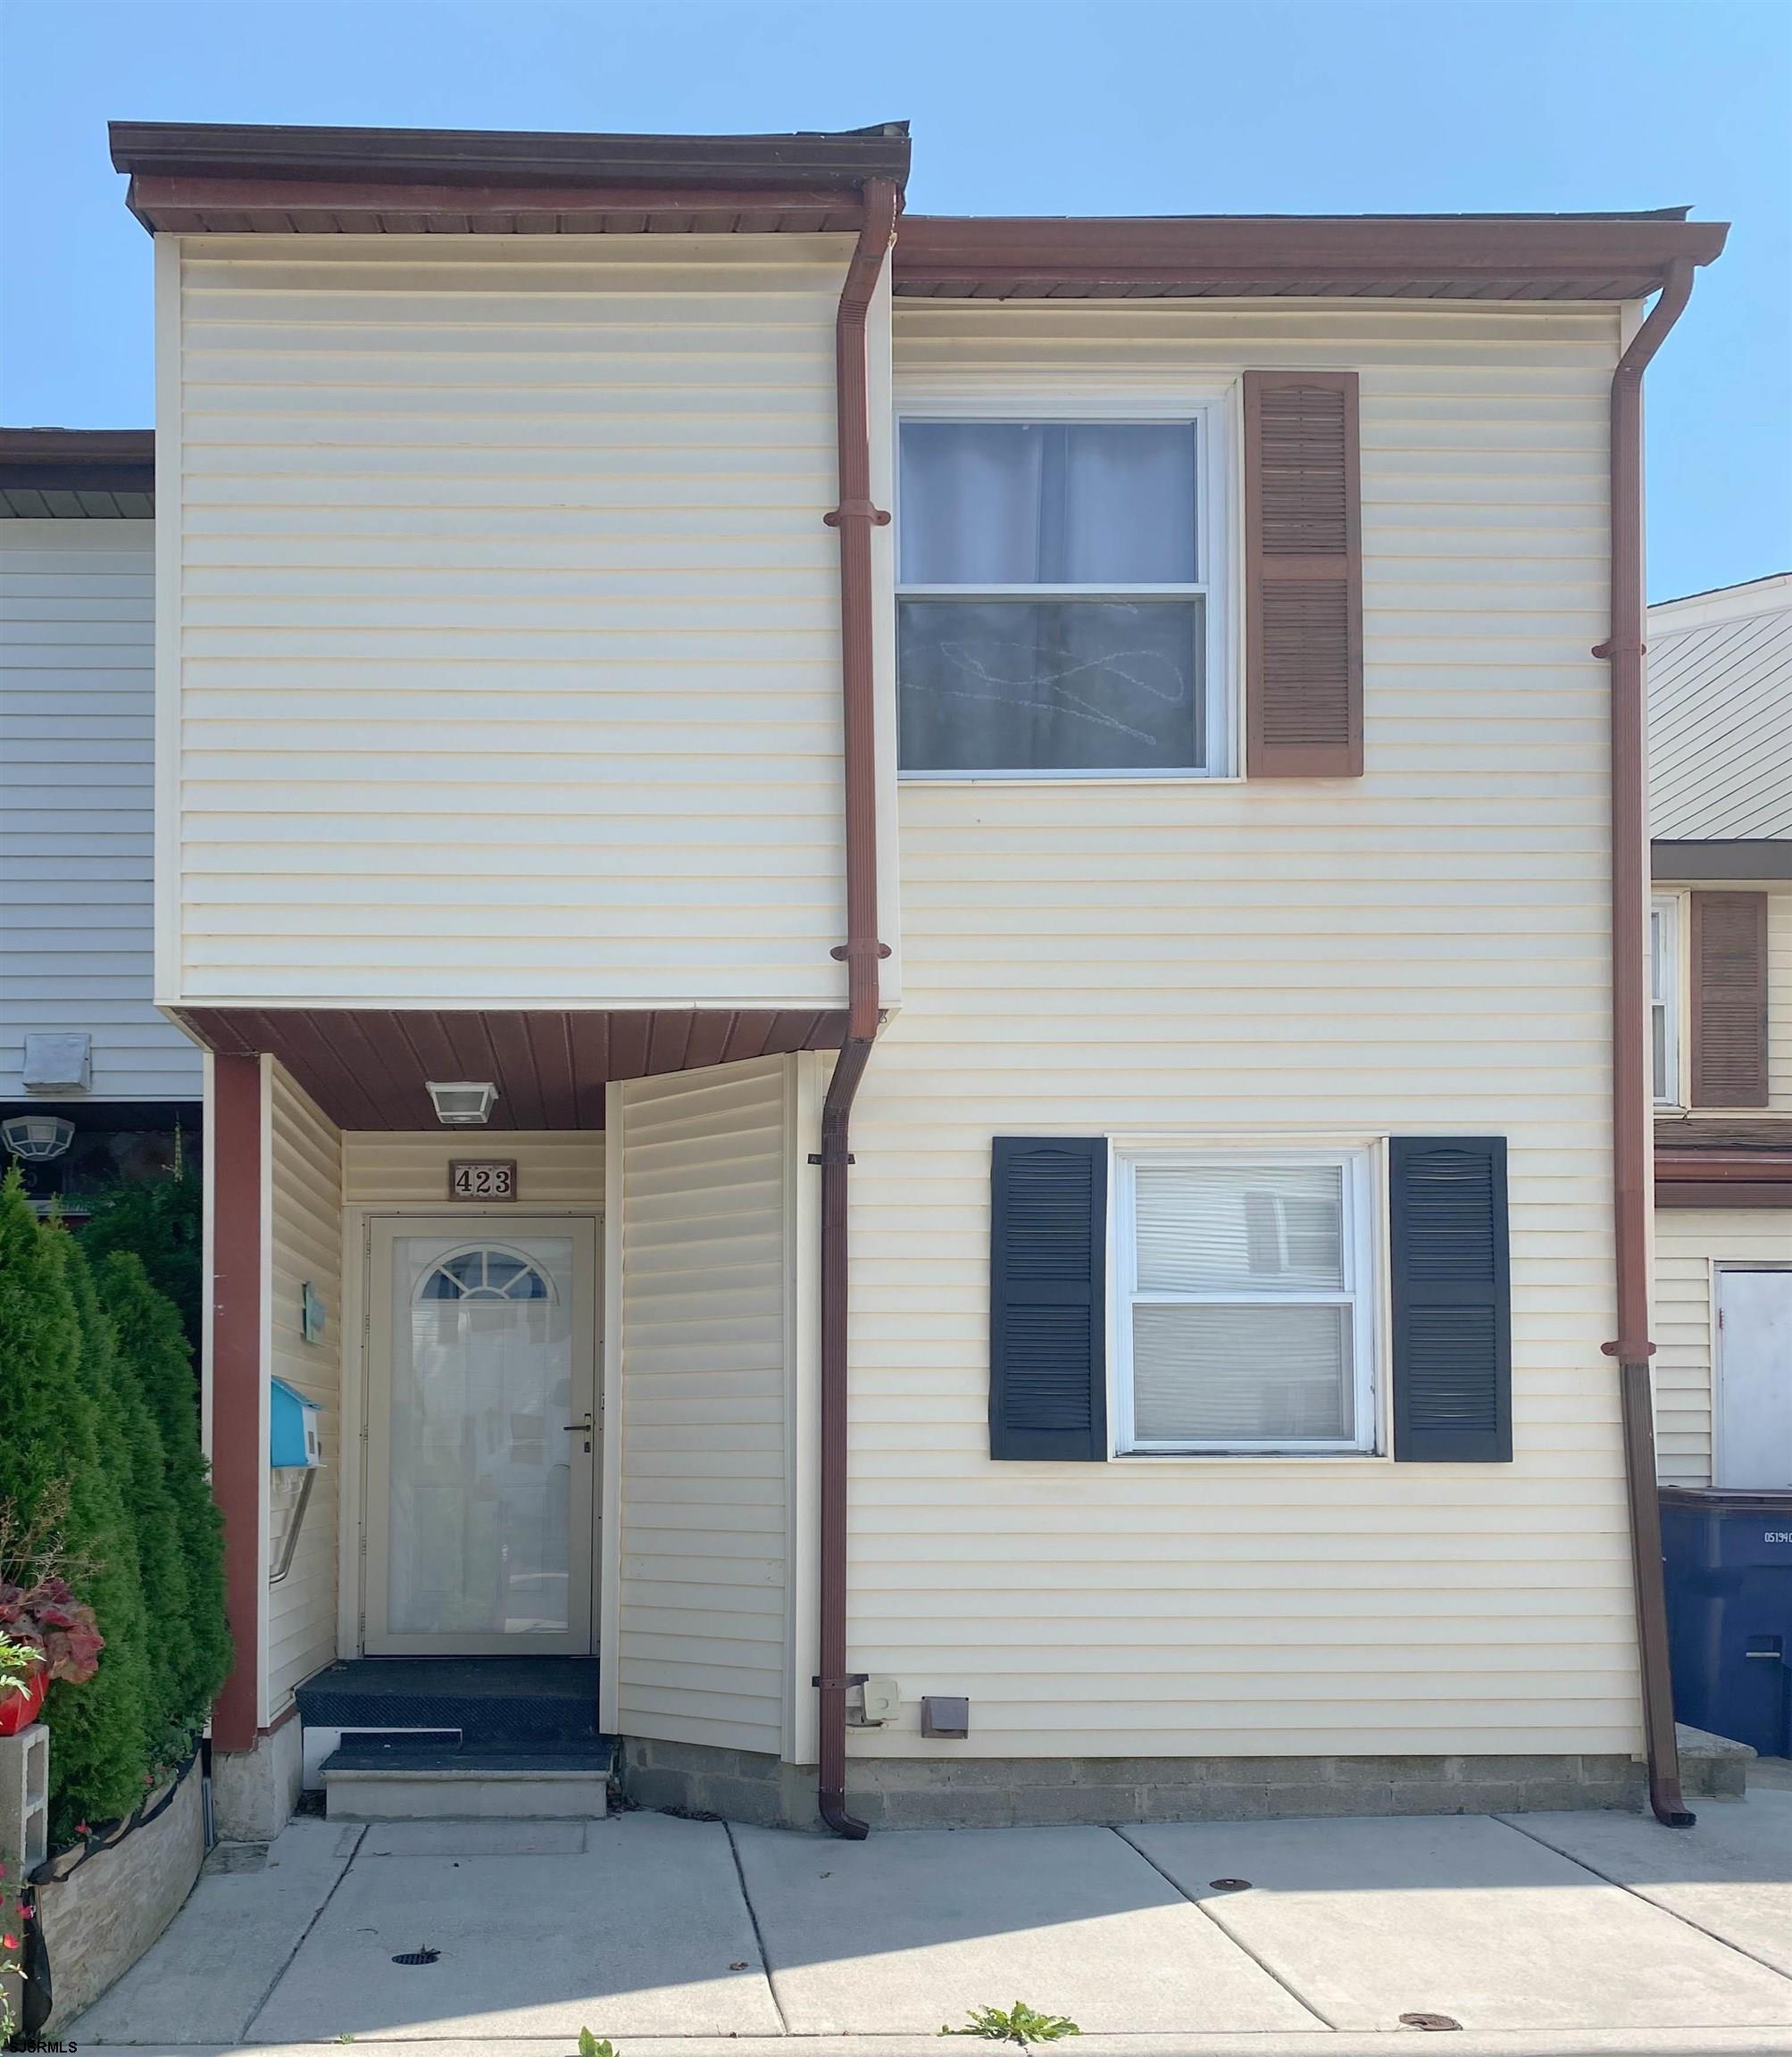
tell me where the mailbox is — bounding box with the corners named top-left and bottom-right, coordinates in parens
top-left (270, 1378), bottom-right (322, 1469)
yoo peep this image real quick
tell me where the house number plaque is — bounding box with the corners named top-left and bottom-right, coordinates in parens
top-left (448, 1159), bottom-right (517, 1202)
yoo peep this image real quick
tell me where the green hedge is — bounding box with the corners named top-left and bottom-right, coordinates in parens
top-left (100, 1251), bottom-right (229, 1728)
top-left (79, 1164), bottom-right (202, 1356)
top-left (0, 1170), bottom-right (230, 1839)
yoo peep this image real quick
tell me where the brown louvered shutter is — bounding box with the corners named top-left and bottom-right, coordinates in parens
top-left (1690, 891), bottom-right (1770, 1107)
top-left (1243, 371), bottom-right (1363, 778)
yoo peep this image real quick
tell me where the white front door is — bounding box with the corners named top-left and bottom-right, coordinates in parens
top-left (1715, 1268), bottom-right (1792, 1491)
top-left (364, 1218), bottom-right (598, 1655)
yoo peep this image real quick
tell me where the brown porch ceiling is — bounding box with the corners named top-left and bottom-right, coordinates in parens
top-left (172, 1008), bottom-right (846, 1130)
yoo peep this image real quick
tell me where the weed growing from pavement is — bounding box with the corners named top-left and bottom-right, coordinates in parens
top-left (942, 2001), bottom-right (1080, 2045)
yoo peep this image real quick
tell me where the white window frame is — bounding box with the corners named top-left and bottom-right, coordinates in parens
top-left (894, 396), bottom-right (1234, 780)
top-left (1652, 891), bottom-right (1683, 1107)
top-left (1112, 1145), bottom-right (1379, 1456)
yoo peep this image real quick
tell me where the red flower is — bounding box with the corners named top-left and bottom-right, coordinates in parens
top-left (2, 1935), bottom-right (17, 1953)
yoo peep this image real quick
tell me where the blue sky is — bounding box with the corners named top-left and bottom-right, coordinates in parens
top-left (2, 0), bottom-right (1786, 599)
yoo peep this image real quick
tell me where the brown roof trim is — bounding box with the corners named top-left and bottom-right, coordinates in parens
top-left (1656, 1115), bottom-right (1792, 1153)
top-left (891, 212), bottom-right (1728, 302)
top-left (1653, 839), bottom-right (1792, 880)
top-left (106, 124), bottom-right (1726, 290)
top-left (0, 427), bottom-right (154, 515)
top-left (122, 175), bottom-right (880, 237)
top-left (1655, 1120), bottom-right (1792, 1203)
top-left (1657, 1148), bottom-right (1792, 1179)
top-left (111, 120), bottom-right (911, 236)
top-left (1655, 1180), bottom-right (1792, 1208)
top-left (111, 120), bottom-right (912, 187)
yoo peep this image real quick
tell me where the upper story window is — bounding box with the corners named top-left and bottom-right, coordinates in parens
top-left (896, 417), bottom-right (1223, 777)
top-left (1652, 894), bottom-right (1681, 1106)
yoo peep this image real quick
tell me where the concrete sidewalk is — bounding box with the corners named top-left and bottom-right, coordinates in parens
top-left (67, 1789), bottom-right (1792, 2057)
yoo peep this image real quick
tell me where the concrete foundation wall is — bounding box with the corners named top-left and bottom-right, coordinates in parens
top-left (211, 1720), bottom-right (304, 1843)
top-left (621, 1736), bottom-right (1653, 1831)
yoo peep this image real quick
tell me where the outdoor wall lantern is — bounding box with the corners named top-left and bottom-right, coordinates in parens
top-left (2, 1114), bottom-right (77, 1162)
top-left (426, 1080), bottom-right (499, 1127)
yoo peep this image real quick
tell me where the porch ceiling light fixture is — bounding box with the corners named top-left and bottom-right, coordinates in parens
top-left (2, 1114), bottom-right (76, 1162)
top-left (426, 1081), bottom-right (498, 1128)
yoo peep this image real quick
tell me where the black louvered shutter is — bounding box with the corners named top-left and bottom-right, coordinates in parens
top-left (989, 1137), bottom-right (1107, 1461)
top-left (1390, 1137), bottom-right (1512, 1463)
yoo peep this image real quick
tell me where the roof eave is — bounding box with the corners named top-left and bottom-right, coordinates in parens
top-left (111, 120), bottom-right (912, 236)
top-left (889, 212), bottom-right (1729, 302)
top-left (110, 119), bottom-right (912, 187)
top-left (121, 172), bottom-right (887, 237)
top-left (0, 428), bottom-right (156, 513)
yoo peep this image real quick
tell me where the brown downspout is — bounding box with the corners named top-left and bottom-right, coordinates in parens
top-left (1598, 256), bottom-right (1697, 1828)
top-left (815, 175), bottom-right (899, 1838)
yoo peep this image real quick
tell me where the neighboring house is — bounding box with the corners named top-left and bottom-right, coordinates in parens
top-left (0, 429), bottom-right (203, 1212)
top-left (106, 117), bottom-right (1731, 1837)
top-left (1650, 573), bottom-right (1792, 1491)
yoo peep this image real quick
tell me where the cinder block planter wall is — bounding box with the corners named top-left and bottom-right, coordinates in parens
top-left (33, 1755), bottom-right (205, 2032)
top-left (0, 1723), bottom-right (52, 2032)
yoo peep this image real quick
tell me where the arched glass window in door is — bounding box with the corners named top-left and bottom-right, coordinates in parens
top-left (417, 1246), bottom-right (554, 1303)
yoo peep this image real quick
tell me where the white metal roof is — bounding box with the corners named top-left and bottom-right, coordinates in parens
top-left (1649, 573), bottom-right (1792, 840)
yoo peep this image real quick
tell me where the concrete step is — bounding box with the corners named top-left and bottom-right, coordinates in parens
top-left (1676, 1720), bottom-right (1756, 1799)
top-left (296, 1657), bottom-right (601, 1750)
top-left (322, 1746), bottom-right (610, 1821)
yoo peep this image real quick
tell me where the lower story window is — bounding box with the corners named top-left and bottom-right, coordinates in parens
top-left (1115, 1148), bottom-right (1378, 1454)
top-left (897, 598), bottom-right (1206, 773)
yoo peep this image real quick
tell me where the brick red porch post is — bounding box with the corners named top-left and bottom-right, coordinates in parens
top-left (210, 1052), bottom-right (262, 1750)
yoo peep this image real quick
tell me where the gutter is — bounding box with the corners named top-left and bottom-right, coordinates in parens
top-left (815, 176), bottom-right (899, 1838)
top-left (109, 118), bottom-right (913, 189)
top-left (1597, 257), bottom-right (1700, 1827)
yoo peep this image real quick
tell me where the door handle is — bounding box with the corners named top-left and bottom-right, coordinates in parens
top-left (563, 1415), bottom-right (594, 1453)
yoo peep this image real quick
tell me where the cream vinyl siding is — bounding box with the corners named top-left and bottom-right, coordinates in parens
top-left (607, 1059), bottom-right (797, 1755)
top-left (343, 1130), bottom-right (604, 1209)
top-left (163, 234), bottom-right (880, 1012)
top-left (0, 520), bottom-right (200, 1099)
top-left (1654, 1212), bottom-right (1792, 1487)
top-left (846, 299), bottom-right (1637, 1758)
top-left (266, 1062), bottom-right (342, 1712)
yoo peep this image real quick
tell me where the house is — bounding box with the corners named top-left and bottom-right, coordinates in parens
top-left (104, 116), bottom-right (1731, 1836)
top-left (1650, 573), bottom-right (1792, 1490)
top-left (0, 429), bottom-right (202, 1212)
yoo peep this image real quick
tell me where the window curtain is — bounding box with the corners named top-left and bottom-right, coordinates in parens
top-left (899, 422), bottom-right (1197, 586)
top-left (897, 422), bottom-right (1204, 772)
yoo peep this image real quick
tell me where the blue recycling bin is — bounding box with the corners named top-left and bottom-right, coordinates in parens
top-left (1661, 1487), bottom-right (1792, 1758)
